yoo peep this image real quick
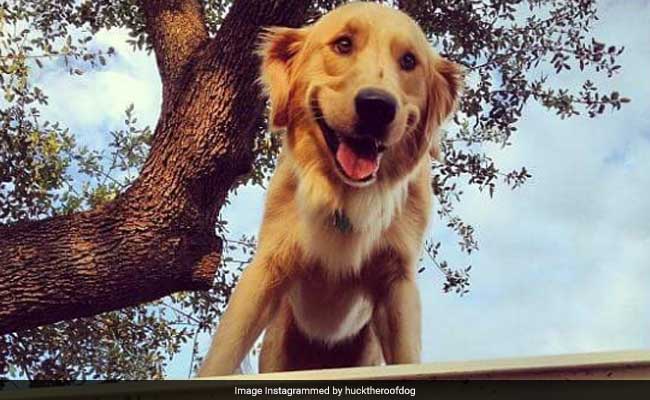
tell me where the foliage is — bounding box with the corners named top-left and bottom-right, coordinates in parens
top-left (0, 0), bottom-right (628, 380)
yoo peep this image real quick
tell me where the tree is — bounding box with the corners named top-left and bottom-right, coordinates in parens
top-left (0, 0), bottom-right (627, 379)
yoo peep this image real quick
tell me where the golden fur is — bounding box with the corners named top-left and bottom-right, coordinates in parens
top-left (198, 2), bottom-right (462, 375)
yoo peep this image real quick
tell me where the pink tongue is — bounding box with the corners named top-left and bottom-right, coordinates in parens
top-left (336, 142), bottom-right (379, 181)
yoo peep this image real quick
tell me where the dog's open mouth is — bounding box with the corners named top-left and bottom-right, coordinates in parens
top-left (311, 95), bottom-right (385, 183)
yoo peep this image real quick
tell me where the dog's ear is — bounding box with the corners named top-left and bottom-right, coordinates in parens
top-left (425, 56), bottom-right (463, 161)
top-left (258, 27), bottom-right (308, 131)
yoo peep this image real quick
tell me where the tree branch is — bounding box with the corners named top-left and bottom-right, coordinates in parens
top-left (0, 203), bottom-right (221, 335)
top-left (0, 0), bottom-right (311, 335)
top-left (140, 0), bottom-right (208, 90)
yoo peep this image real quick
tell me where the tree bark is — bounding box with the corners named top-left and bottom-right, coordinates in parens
top-left (0, 0), bottom-right (310, 335)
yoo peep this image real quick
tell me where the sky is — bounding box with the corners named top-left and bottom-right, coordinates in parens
top-left (33, 1), bottom-right (649, 377)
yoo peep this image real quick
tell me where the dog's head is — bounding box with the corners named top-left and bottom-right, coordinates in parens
top-left (258, 2), bottom-right (462, 188)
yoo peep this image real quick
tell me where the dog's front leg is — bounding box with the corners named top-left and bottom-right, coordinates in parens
top-left (374, 278), bottom-right (421, 365)
top-left (198, 259), bottom-right (284, 377)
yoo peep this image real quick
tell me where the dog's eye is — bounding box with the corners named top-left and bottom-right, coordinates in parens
top-left (333, 36), bottom-right (353, 55)
top-left (400, 52), bottom-right (417, 71)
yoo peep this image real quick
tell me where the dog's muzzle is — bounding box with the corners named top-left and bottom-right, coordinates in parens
top-left (311, 89), bottom-right (399, 185)
top-left (354, 88), bottom-right (397, 140)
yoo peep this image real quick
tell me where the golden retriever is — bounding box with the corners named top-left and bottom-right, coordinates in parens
top-left (198, 2), bottom-right (462, 375)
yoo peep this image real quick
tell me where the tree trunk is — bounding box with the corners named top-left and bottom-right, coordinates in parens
top-left (0, 0), bottom-right (310, 335)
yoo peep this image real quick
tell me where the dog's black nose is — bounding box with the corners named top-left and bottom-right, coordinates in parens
top-left (355, 88), bottom-right (397, 130)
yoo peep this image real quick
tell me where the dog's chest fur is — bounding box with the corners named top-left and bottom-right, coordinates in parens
top-left (260, 155), bottom-right (430, 343)
top-left (295, 175), bottom-right (410, 278)
top-left (282, 172), bottom-right (412, 342)
top-left (288, 271), bottom-right (373, 343)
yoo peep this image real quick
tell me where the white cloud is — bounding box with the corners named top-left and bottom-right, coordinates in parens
top-left (36, 29), bottom-right (161, 149)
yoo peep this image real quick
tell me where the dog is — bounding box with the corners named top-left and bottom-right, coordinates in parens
top-left (198, 2), bottom-right (462, 376)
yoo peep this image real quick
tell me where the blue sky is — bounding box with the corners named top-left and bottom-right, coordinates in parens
top-left (35, 1), bottom-right (649, 377)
